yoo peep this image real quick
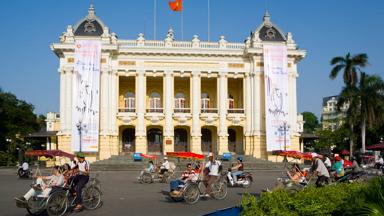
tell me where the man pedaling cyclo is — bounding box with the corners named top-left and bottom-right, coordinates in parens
top-left (71, 153), bottom-right (90, 212)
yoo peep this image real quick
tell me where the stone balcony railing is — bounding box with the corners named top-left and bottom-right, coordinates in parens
top-left (118, 40), bottom-right (245, 50)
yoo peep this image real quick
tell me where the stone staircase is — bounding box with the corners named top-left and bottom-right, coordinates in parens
top-left (91, 154), bottom-right (285, 171)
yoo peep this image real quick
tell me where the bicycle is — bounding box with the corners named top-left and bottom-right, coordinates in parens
top-left (24, 174), bottom-right (102, 216)
top-left (169, 178), bottom-right (227, 204)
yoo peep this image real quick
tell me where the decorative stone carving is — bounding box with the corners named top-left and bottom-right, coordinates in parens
top-left (219, 36), bottom-right (227, 49)
top-left (245, 36), bottom-right (251, 49)
top-left (200, 114), bottom-right (218, 125)
top-left (60, 25), bottom-right (74, 43)
top-left (137, 33), bottom-right (145, 46)
top-left (192, 35), bottom-right (200, 48)
top-left (117, 113), bottom-right (137, 125)
top-left (145, 113), bottom-right (165, 124)
top-left (165, 27), bottom-right (174, 47)
top-left (286, 32), bottom-right (297, 49)
top-left (227, 114), bottom-right (245, 126)
top-left (110, 32), bottom-right (117, 44)
top-left (173, 113), bottom-right (192, 125)
top-left (251, 32), bottom-right (262, 48)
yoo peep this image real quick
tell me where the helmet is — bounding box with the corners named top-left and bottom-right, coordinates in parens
top-left (237, 157), bottom-right (243, 162)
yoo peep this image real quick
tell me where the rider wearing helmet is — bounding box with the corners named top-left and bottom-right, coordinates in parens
top-left (231, 157), bottom-right (244, 184)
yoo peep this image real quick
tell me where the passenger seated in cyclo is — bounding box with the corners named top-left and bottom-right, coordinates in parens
top-left (138, 160), bottom-right (155, 179)
top-left (14, 166), bottom-right (64, 205)
top-left (169, 163), bottom-right (198, 196)
top-left (72, 153), bottom-right (90, 212)
top-left (274, 163), bottom-right (307, 189)
top-left (159, 157), bottom-right (170, 177)
top-left (230, 157), bottom-right (244, 184)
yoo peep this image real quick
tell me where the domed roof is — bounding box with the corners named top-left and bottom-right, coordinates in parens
top-left (254, 11), bottom-right (286, 42)
top-left (73, 4), bottom-right (105, 36)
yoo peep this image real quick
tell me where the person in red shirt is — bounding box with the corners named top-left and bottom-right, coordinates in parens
top-left (169, 163), bottom-right (197, 196)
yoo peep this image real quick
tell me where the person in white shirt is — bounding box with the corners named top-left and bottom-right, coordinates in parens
top-left (22, 161), bottom-right (29, 171)
top-left (72, 153), bottom-right (90, 212)
top-left (159, 157), bottom-right (170, 177)
top-left (323, 155), bottom-right (332, 172)
top-left (15, 166), bottom-right (64, 204)
top-left (204, 153), bottom-right (221, 197)
top-left (375, 156), bottom-right (384, 168)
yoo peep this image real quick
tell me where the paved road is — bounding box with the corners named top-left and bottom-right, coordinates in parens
top-left (0, 169), bottom-right (283, 216)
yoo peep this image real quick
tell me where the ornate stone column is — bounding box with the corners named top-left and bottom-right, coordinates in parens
top-left (244, 73), bottom-right (252, 155)
top-left (190, 71), bottom-right (202, 153)
top-left (135, 70), bottom-right (147, 153)
top-left (217, 72), bottom-right (228, 155)
top-left (163, 71), bottom-right (174, 154)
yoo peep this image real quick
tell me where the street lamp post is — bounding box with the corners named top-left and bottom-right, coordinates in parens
top-left (279, 122), bottom-right (290, 164)
top-left (76, 121), bottom-right (86, 153)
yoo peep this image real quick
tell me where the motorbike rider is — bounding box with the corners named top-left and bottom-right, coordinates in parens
top-left (204, 153), bottom-right (221, 197)
top-left (14, 166), bottom-right (64, 205)
top-left (308, 153), bottom-right (330, 187)
top-left (169, 163), bottom-right (197, 196)
top-left (72, 153), bottom-right (90, 212)
top-left (159, 157), bottom-right (170, 178)
top-left (375, 155), bottom-right (384, 169)
top-left (230, 157), bottom-right (244, 185)
top-left (18, 161), bottom-right (30, 178)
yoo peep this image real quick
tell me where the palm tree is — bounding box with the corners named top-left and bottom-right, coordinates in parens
top-left (330, 53), bottom-right (369, 157)
top-left (358, 73), bottom-right (384, 152)
top-left (330, 53), bottom-right (368, 86)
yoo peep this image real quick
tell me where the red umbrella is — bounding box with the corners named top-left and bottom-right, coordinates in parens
top-left (25, 150), bottom-right (75, 160)
top-left (340, 150), bottom-right (350, 155)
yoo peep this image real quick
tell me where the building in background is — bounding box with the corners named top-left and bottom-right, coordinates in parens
top-left (50, 5), bottom-right (306, 161)
top-left (321, 95), bottom-right (348, 131)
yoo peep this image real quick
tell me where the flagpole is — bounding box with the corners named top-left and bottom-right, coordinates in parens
top-left (181, 4), bottom-right (184, 40)
top-left (207, 0), bottom-right (210, 42)
top-left (154, 0), bottom-right (157, 40)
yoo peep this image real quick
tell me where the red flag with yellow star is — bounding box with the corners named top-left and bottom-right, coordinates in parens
top-left (169, 0), bottom-right (182, 12)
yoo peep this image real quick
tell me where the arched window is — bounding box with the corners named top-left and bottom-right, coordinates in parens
top-left (150, 92), bottom-right (161, 111)
top-left (228, 128), bottom-right (236, 152)
top-left (201, 128), bottom-right (212, 152)
top-left (124, 92), bottom-right (135, 112)
top-left (147, 128), bottom-right (163, 144)
top-left (201, 93), bottom-right (210, 109)
top-left (174, 92), bottom-right (186, 109)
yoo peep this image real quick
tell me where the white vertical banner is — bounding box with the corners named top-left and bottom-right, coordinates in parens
top-left (263, 45), bottom-right (290, 151)
top-left (72, 40), bottom-right (101, 152)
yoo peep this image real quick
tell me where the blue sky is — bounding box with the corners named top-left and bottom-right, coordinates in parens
top-left (0, 0), bottom-right (383, 118)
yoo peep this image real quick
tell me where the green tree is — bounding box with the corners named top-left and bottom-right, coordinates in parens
top-left (354, 73), bottom-right (384, 152)
top-left (302, 111), bottom-right (319, 133)
top-left (330, 53), bottom-right (368, 157)
top-left (0, 88), bottom-right (40, 165)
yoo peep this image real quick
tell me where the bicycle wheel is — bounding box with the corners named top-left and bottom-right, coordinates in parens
top-left (211, 181), bottom-right (227, 200)
top-left (82, 186), bottom-right (102, 210)
top-left (183, 183), bottom-right (200, 205)
top-left (26, 197), bottom-right (45, 216)
top-left (46, 191), bottom-right (68, 216)
top-left (141, 173), bottom-right (153, 184)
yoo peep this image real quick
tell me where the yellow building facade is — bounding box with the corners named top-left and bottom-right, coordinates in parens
top-left (51, 6), bottom-right (305, 161)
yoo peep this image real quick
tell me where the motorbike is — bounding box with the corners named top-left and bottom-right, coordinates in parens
top-left (221, 169), bottom-right (253, 188)
top-left (17, 167), bottom-right (32, 179)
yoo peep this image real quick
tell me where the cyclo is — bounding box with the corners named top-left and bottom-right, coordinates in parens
top-left (166, 152), bottom-right (228, 204)
top-left (16, 151), bottom-right (102, 216)
top-left (139, 154), bottom-right (176, 184)
top-left (18, 174), bottom-right (102, 216)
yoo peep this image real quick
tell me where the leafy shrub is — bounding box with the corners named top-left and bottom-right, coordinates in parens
top-left (241, 182), bottom-right (366, 216)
